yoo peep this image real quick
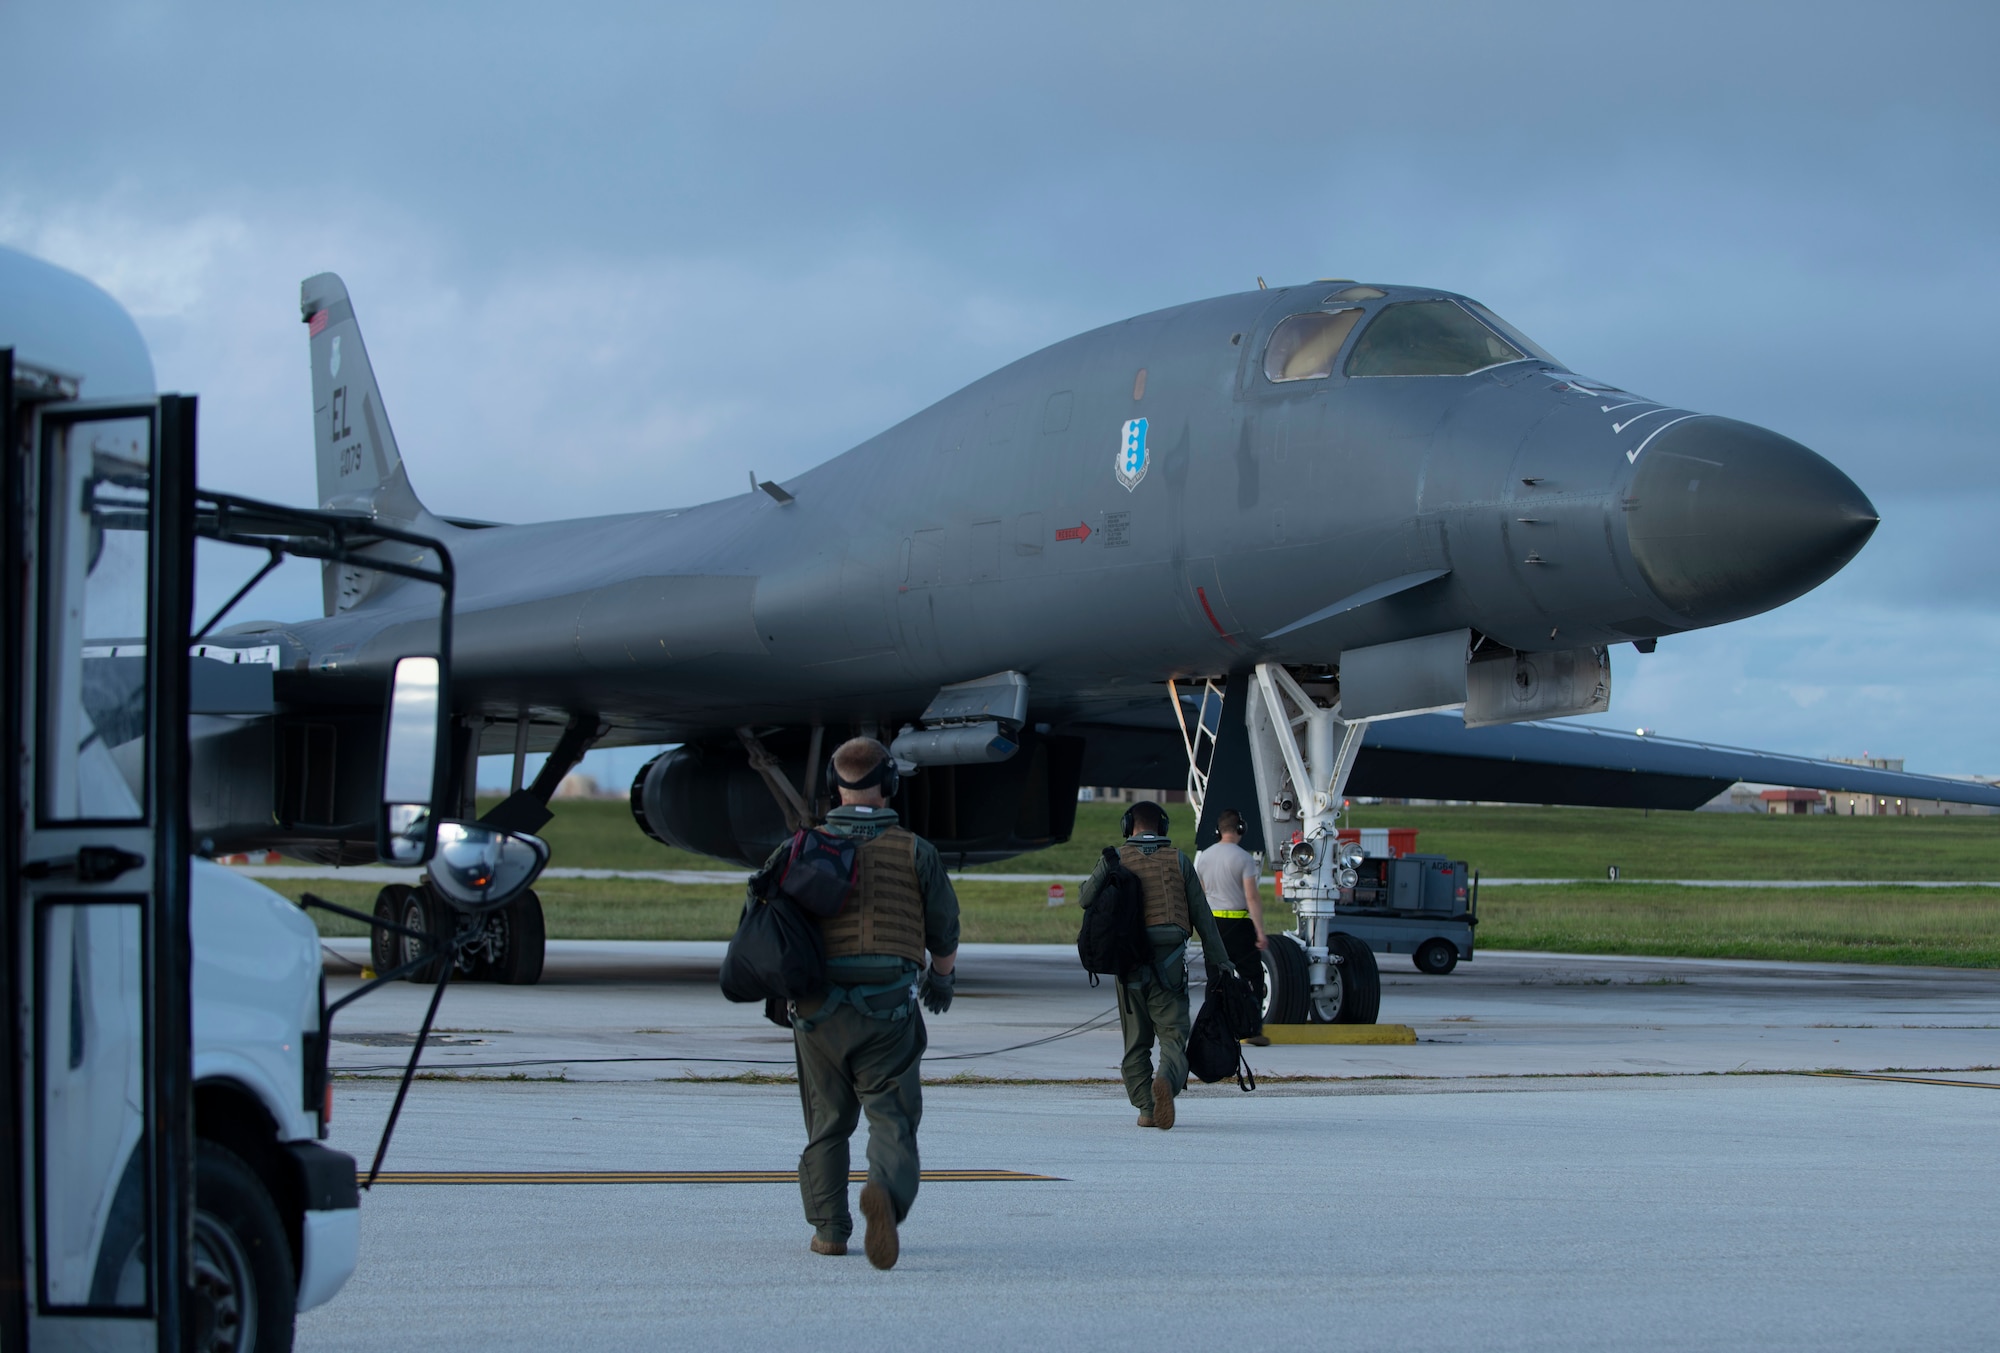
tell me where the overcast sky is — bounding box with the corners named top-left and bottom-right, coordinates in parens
top-left (5, 1), bottom-right (1996, 787)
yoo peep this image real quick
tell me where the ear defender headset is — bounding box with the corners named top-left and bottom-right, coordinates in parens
top-left (825, 745), bottom-right (901, 800)
top-left (1120, 800), bottom-right (1169, 838)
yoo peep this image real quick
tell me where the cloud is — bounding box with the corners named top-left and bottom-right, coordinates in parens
top-left (4, 0), bottom-right (1997, 780)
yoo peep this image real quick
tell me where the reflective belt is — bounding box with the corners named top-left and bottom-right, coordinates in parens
top-left (792, 977), bottom-right (916, 1032)
top-left (1211, 909), bottom-right (1250, 919)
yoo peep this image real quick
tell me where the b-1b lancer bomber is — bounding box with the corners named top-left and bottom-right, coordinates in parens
top-left (193, 273), bottom-right (1992, 997)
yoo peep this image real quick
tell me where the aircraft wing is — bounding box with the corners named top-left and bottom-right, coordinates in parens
top-left (1068, 712), bottom-right (2000, 813)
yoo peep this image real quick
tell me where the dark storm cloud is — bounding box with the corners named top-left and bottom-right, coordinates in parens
top-left (3, 0), bottom-right (1996, 772)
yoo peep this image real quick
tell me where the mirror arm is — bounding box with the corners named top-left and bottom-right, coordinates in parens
top-left (298, 889), bottom-right (462, 1185)
top-left (364, 941), bottom-right (456, 1190)
top-left (193, 545), bottom-right (285, 640)
top-left (299, 892), bottom-right (454, 1021)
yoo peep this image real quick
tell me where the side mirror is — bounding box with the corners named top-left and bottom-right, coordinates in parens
top-left (425, 822), bottom-right (550, 911)
top-left (379, 655), bottom-right (443, 864)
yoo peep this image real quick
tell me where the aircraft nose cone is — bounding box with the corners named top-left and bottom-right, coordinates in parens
top-left (1625, 416), bottom-right (1877, 627)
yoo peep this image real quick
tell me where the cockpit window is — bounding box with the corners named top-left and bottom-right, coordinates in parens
top-left (1464, 301), bottom-right (1559, 365)
top-left (1345, 300), bottom-right (1526, 377)
top-left (1325, 285), bottom-right (1385, 302)
top-left (1263, 309), bottom-right (1364, 382)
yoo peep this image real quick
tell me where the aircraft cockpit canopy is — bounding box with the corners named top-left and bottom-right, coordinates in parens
top-left (1347, 299), bottom-right (1558, 377)
top-left (1263, 292), bottom-right (1560, 384)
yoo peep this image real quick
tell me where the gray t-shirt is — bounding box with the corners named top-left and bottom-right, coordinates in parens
top-left (1194, 840), bottom-right (1259, 915)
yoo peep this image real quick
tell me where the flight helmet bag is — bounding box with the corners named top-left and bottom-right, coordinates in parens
top-left (1189, 986), bottom-right (1257, 1092)
top-left (719, 887), bottom-right (827, 1003)
top-left (1210, 966), bottom-right (1263, 1040)
top-left (1076, 847), bottom-right (1149, 984)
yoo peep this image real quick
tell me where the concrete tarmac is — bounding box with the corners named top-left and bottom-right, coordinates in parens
top-left (298, 944), bottom-right (2000, 1350)
top-left (319, 940), bottom-right (2000, 1082)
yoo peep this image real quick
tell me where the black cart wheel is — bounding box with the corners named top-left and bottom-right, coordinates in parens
top-left (398, 885), bottom-right (447, 984)
top-left (1414, 937), bottom-right (1459, 976)
top-left (369, 884), bottom-right (406, 975)
top-left (1261, 932), bottom-right (1310, 1024)
top-left (490, 888), bottom-right (547, 985)
top-left (192, 1140), bottom-right (296, 1353)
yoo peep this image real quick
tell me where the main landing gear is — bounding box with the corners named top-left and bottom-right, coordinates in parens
top-left (371, 882), bottom-right (548, 985)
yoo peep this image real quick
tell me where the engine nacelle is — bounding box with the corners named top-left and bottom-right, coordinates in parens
top-left (630, 730), bottom-right (1085, 868)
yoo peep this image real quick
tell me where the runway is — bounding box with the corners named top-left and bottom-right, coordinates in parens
top-left (296, 946), bottom-right (1999, 1350)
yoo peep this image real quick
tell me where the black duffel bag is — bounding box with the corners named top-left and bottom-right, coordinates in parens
top-left (1187, 971), bottom-right (1258, 1092)
top-left (719, 887), bottom-right (826, 1006)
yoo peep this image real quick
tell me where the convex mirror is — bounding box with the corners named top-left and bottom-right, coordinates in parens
top-left (426, 821), bottom-right (549, 911)
top-left (379, 655), bottom-right (443, 864)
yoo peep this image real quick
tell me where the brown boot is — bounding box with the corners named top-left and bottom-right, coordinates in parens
top-left (1136, 1111), bottom-right (1155, 1128)
top-left (1246, 1034), bottom-right (1271, 1047)
top-left (809, 1235), bottom-right (847, 1256)
top-left (859, 1183), bottom-right (899, 1271)
top-left (1151, 1075), bottom-right (1176, 1130)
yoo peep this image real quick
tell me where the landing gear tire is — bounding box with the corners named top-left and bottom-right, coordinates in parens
top-left (396, 884), bottom-right (448, 984)
top-left (1414, 938), bottom-right (1459, 975)
top-left (1308, 932), bottom-right (1381, 1024)
top-left (489, 888), bottom-right (546, 985)
top-left (368, 885), bottom-right (403, 975)
top-left (192, 1139), bottom-right (296, 1353)
top-left (1261, 932), bottom-right (1310, 1025)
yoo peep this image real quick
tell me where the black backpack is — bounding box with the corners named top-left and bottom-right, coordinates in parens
top-left (1076, 847), bottom-right (1149, 985)
top-left (1188, 971), bottom-right (1258, 1092)
top-left (766, 827), bottom-right (859, 919)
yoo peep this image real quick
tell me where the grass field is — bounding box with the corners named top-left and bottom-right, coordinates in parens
top-left (281, 798), bottom-right (2000, 966)
top-left (513, 797), bottom-right (2000, 882)
top-left (279, 877), bottom-right (2000, 970)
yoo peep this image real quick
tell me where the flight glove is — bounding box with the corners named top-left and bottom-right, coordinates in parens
top-left (920, 965), bottom-right (955, 1015)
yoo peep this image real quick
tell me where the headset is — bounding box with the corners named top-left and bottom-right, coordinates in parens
top-left (825, 740), bottom-right (901, 801)
top-left (1120, 800), bottom-right (1169, 839)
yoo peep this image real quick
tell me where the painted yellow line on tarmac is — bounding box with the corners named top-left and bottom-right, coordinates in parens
top-left (363, 1169), bottom-right (1062, 1186)
top-left (1256, 1024), bottom-right (1418, 1045)
top-left (1807, 1071), bottom-right (2000, 1090)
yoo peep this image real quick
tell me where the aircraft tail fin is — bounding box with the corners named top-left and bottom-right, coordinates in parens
top-left (300, 274), bottom-right (435, 614)
top-left (300, 273), bottom-right (429, 525)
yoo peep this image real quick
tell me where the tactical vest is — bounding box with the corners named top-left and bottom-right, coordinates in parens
top-left (1118, 841), bottom-right (1189, 932)
top-left (819, 826), bottom-right (927, 963)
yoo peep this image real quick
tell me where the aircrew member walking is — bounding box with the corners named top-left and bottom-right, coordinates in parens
top-left (1078, 799), bottom-right (1235, 1129)
top-left (777, 737), bottom-right (959, 1269)
top-left (1194, 808), bottom-right (1272, 1046)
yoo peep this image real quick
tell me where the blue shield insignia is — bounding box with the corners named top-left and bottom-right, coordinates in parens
top-left (1116, 417), bottom-right (1149, 491)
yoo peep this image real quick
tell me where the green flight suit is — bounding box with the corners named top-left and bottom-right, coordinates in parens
top-left (1078, 836), bottom-right (1230, 1114)
top-left (767, 805), bottom-right (959, 1247)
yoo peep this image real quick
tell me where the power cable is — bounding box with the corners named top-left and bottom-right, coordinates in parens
top-left (334, 1005), bottom-right (1122, 1074)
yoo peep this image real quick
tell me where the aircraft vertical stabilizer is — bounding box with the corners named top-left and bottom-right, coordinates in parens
top-left (300, 272), bottom-right (434, 612)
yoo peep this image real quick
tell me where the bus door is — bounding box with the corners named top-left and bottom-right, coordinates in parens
top-left (5, 365), bottom-right (199, 1350)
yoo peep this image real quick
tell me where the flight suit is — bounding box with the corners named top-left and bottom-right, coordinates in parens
top-left (1078, 836), bottom-right (1231, 1118)
top-left (774, 805), bottom-right (959, 1250)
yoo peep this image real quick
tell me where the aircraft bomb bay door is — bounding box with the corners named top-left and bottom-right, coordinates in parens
top-left (4, 367), bottom-right (198, 1349)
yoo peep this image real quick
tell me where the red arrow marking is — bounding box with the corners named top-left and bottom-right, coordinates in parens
top-left (1055, 522), bottom-right (1092, 542)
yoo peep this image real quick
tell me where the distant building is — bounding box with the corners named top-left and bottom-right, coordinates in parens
top-left (1823, 757), bottom-right (2000, 816)
top-left (1759, 788), bottom-right (1824, 815)
top-left (1078, 787), bottom-right (1188, 805)
top-left (552, 772), bottom-right (602, 800)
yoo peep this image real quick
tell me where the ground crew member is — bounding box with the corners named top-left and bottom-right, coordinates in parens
top-left (1078, 799), bottom-right (1235, 1129)
top-left (1194, 808), bottom-right (1272, 1046)
top-left (773, 736), bottom-right (959, 1270)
